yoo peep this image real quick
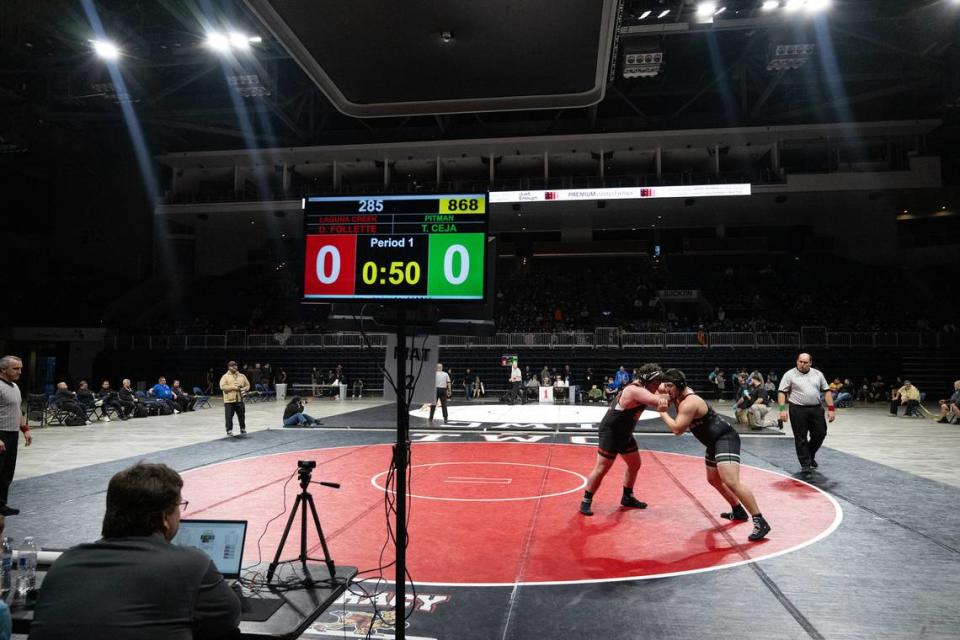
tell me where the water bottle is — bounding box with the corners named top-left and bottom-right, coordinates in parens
top-left (1, 536), bottom-right (12, 593)
top-left (16, 536), bottom-right (37, 596)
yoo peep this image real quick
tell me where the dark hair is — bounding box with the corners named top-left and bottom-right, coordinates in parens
top-left (636, 363), bottom-right (661, 384)
top-left (101, 463), bottom-right (183, 538)
top-left (662, 368), bottom-right (688, 390)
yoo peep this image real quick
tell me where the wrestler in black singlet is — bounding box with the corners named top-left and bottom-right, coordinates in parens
top-left (596, 386), bottom-right (645, 459)
top-left (677, 393), bottom-right (741, 467)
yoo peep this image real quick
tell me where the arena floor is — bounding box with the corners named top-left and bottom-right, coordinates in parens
top-left (10, 397), bottom-right (960, 639)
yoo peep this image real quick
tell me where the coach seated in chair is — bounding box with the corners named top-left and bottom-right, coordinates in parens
top-left (937, 380), bottom-right (960, 424)
top-left (75, 380), bottom-right (99, 415)
top-left (54, 382), bottom-right (90, 425)
top-left (171, 380), bottom-right (197, 412)
top-left (30, 462), bottom-right (241, 640)
top-left (524, 374), bottom-right (540, 402)
top-left (890, 380), bottom-right (921, 417)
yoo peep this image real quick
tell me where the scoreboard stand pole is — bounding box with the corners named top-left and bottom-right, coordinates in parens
top-left (393, 305), bottom-right (410, 640)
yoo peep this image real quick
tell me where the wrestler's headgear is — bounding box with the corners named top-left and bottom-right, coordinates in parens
top-left (661, 368), bottom-right (687, 390)
top-left (636, 369), bottom-right (663, 385)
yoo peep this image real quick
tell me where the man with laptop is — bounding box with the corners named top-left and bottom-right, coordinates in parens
top-left (30, 462), bottom-right (241, 640)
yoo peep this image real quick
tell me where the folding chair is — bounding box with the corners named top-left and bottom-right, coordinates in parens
top-left (43, 396), bottom-right (70, 426)
top-left (256, 383), bottom-right (275, 401)
top-left (192, 387), bottom-right (211, 409)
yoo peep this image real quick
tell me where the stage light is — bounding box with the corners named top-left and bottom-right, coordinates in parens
top-left (639, 10), bottom-right (652, 19)
top-left (766, 43), bottom-right (815, 71)
top-left (228, 32), bottom-right (251, 50)
top-left (784, 0), bottom-right (805, 12)
top-left (658, 9), bottom-right (671, 18)
top-left (91, 39), bottom-right (120, 60)
top-left (623, 48), bottom-right (664, 78)
top-left (761, 0), bottom-right (779, 10)
top-left (805, 0), bottom-right (831, 11)
top-left (206, 32), bottom-right (230, 52)
top-left (715, 6), bottom-right (727, 15)
top-left (697, 2), bottom-right (717, 18)
top-left (248, 35), bottom-right (262, 44)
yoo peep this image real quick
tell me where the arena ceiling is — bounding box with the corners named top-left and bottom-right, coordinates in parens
top-left (0, 0), bottom-right (957, 155)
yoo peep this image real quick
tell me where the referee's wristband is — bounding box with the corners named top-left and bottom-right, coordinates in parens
top-left (778, 404), bottom-right (786, 411)
top-left (827, 405), bottom-right (835, 411)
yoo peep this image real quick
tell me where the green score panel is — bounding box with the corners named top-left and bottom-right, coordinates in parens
top-left (427, 233), bottom-right (485, 299)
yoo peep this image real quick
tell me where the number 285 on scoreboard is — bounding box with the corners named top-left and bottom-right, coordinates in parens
top-left (302, 193), bottom-right (487, 301)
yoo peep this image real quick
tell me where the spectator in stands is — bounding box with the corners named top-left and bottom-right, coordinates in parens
top-left (118, 379), bottom-right (138, 418)
top-left (97, 380), bottom-right (127, 421)
top-left (524, 373), bottom-right (539, 402)
top-left (261, 363), bottom-right (273, 390)
top-left (540, 365), bottom-right (551, 387)
top-left (708, 367), bottom-right (721, 398)
top-left (248, 363), bottom-right (263, 387)
top-left (282, 396), bottom-right (319, 427)
top-left (29, 462), bottom-right (241, 640)
top-left (869, 375), bottom-right (886, 402)
top-left (310, 366), bottom-right (321, 395)
top-left (170, 380), bottom-right (196, 412)
top-left (715, 370), bottom-right (727, 400)
top-left (587, 384), bottom-right (604, 403)
top-left (469, 374), bottom-right (482, 399)
top-left (54, 382), bottom-right (89, 425)
top-left (767, 370), bottom-right (778, 387)
top-left (148, 376), bottom-right (179, 415)
top-left (891, 380), bottom-right (921, 417)
top-left (604, 376), bottom-right (618, 403)
top-left (204, 368), bottom-right (215, 395)
top-left (746, 373), bottom-right (770, 429)
top-left (276, 367), bottom-right (288, 385)
top-left (937, 380), bottom-right (960, 424)
top-left (584, 367), bottom-right (597, 391)
top-left (834, 379), bottom-right (855, 406)
top-left (614, 366), bottom-right (631, 390)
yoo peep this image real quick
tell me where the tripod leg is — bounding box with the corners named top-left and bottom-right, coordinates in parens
top-left (305, 493), bottom-right (338, 580)
top-left (268, 494), bottom-right (303, 583)
top-left (299, 487), bottom-right (314, 587)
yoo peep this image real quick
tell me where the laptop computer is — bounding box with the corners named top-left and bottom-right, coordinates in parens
top-left (173, 519), bottom-right (283, 621)
top-left (172, 519), bottom-right (247, 579)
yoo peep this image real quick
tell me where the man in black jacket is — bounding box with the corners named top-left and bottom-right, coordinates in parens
top-left (97, 380), bottom-right (128, 421)
top-left (30, 462), bottom-right (241, 640)
top-left (117, 379), bottom-right (138, 418)
top-left (54, 382), bottom-right (89, 425)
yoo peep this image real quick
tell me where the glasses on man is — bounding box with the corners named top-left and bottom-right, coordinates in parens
top-left (178, 500), bottom-right (189, 513)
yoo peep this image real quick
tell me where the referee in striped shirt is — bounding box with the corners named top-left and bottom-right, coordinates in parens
top-left (777, 353), bottom-right (835, 475)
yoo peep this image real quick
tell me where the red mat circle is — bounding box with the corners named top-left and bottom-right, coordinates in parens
top-left (180, 442), bottom-right (841, 586)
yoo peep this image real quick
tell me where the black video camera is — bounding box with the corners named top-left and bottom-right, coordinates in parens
top-left (298, 460), bottom-right (316, 470)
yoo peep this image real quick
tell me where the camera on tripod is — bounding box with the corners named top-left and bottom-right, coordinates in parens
top-left (297, 459), bottom-right (316, 481)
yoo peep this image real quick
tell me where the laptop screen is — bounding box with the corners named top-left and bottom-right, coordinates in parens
top-left (172, 519), bottom-right (247, 579)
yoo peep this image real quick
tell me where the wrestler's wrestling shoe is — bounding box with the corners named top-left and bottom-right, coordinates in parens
top-left (748, 516), bottom-right (771, 541)
top-left (578, 500), bottom-right (594, 516)
top-left (620, 495), bottom-right (647, 509)
top-left (720, 504), bottom-right (749, 521)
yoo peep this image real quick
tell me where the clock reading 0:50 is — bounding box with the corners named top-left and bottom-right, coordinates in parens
top-left (361, 261), bottom-right (420, 285)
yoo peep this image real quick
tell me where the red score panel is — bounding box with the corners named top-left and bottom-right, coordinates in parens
top-left (304, 234), bottom-right (357, 297)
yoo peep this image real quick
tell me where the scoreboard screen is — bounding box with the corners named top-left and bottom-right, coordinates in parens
top-left (302, 193), bottom-right (488, 302)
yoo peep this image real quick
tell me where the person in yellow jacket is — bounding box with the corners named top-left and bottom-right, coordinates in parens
top-left (220, 361), bottom-right (250, 436)
top-left (890, 380), bottom-right (921, 417)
